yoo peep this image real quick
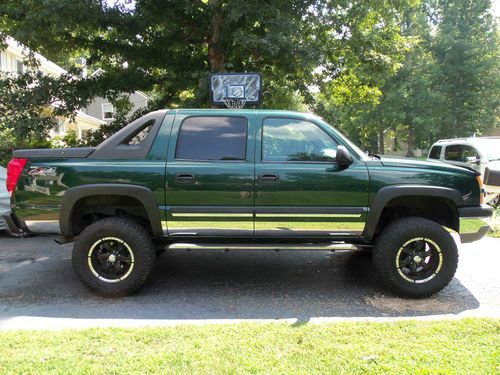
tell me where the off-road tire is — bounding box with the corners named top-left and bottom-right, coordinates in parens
top-left (372, 217), bottom-right (458, 298)
top-left (72, 217), bottom-right (156, 297)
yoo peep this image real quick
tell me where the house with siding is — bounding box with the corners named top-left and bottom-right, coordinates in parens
top-left (0, 36), bottom-right (105, 139)
top-left (84, 69), bottom-right (150, 122)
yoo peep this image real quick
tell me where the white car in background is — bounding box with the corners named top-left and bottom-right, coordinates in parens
top-left (0, 166), bottom-right (10, 232)
top-left (427, 137), bottom-right (500, 205)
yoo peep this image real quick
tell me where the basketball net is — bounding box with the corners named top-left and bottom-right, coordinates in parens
top-left (223, 98), bottom-right (246, 109)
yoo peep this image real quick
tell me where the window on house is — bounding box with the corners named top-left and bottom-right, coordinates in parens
top-left (175, 116), bottom-right (248, 161)
top-left (102, 103), bottom-right (115, 120)
top-left (0, 52), bottom-right (5, 72)
top-left (56, 119), bottom-right (65, 135)
top-left (262, 118), bottom-right (338, 162)
top-left (428, 145), bottom-right (442, 159)
top-left (16, 59), bottom-right (24, 74)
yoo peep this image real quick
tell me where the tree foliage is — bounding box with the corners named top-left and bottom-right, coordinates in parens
top-left (0, 0), bottom-right (498, 157)
top-left (0, 1), bottom-right (411, 104)
top-left (337, 0), bottom-right (500, 155)
top-left (431, 0), bottom-right (499, 138)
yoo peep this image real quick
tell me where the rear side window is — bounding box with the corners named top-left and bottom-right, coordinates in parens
top-left (444, 145), bottom-right (464, 161)
top-left (429, 145), bottom-right (442, 159)
top-left (175, 116), bottom-right (247, 161)
top-left (126, 120), bottom-right (154, 145)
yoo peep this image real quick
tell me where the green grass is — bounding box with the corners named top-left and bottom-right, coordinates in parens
top-left (1, 319), bottom-right (499, 374)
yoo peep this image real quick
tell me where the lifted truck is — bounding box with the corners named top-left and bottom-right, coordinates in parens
top-left (3, 109), bottom-right (493, 297)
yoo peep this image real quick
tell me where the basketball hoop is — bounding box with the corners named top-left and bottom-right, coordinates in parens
top-left (210, 73), bottom-right (262, 108)
top-left (223, 98), bottom-right (247, 109)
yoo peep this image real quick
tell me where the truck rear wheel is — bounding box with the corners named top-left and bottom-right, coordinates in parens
top-left (372, 217), bottom-right (458, 298)
top-left (72, 217), bottom-right (156, 297)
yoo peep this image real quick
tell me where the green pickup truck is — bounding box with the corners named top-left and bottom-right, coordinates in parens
top-left (3, 109), bottom-right (492, 297)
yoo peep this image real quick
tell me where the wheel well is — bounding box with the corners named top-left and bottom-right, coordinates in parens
top-left (375, 196), bottom-right (459, 236)
top-left (69, 195), bottom-right (152, 236)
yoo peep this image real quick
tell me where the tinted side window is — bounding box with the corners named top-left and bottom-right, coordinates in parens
top-left (429, 145), bottom-right (442, 159)
top-left (175, 116), bottom-right (247, 161)
top-left (262, 118), bottom-right (338, 162)
top-left (444, 145), bottom-right (464, 161)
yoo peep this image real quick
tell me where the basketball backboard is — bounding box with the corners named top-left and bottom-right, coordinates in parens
top-left (210, 73), bottom-right (262, 108)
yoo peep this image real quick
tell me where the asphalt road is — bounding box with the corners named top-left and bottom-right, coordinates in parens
top-left (0, 233), bottom-right (499, 329)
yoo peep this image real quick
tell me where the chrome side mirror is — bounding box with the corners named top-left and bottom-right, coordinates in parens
top-left (465, 156), bottom-right (480, 165)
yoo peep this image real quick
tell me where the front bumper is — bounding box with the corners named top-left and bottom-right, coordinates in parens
top-left (458, 205), bottom-right (493, 243)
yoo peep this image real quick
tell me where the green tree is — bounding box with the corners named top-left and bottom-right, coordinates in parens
top-left (1, 0), bottom-right (413, 112)
top-left (0, 69), bottom-right (67, 165)
top-left (366, 2), bottom-right (441, 156)
top-left (313, 1), bottom-right (415, 150)
top-left (323, 0), bottom-right (499, 155)
top-left (431, 0), bottom-right (500, 138)
top-left (376, 48), bottom-right (441, 156)
top-left (0, 0), bottom-right (320, 108)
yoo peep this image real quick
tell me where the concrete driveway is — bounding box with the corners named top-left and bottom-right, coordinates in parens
top-left (0, 234), bottom-right (499, 329)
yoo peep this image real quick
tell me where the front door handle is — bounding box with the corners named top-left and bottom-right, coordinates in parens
top-left (175, 173), bottom-right (195, 184)
top-left (258, 173), bottom-right (279, 184)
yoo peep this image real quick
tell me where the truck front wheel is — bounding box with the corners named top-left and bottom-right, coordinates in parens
top-left (72, 217), bottom-right (156, 297)
top-left (372, 217), bottom-right (458, 298)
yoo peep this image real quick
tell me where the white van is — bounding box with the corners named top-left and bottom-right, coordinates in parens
top-left (427, 137), bottom-right (500, 205)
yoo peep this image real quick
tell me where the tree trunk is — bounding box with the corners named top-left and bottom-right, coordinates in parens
top-left (378, 129), bottom-right (385, 154)
top-left (406, 126), bottom-right (415, 157)
top-left (207, 0), bottom-right (224, 108)
top-left (208, 0), bottom-right (224, 72)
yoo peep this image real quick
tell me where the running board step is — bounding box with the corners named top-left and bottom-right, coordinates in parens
top-left (166, 243), bottom-right (371, 252)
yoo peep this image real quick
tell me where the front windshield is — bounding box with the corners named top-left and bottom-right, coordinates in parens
top-left (475, 139), bottom-right (500, 161)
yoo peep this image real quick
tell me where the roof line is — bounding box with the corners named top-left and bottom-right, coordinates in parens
top-left (4, 36), bottom-right (67, 76)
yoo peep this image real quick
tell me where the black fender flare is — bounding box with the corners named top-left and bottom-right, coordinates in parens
top-left (60, 184), bottom-right (163, 237)
top-left (364, 185), bottom-right (463, 240)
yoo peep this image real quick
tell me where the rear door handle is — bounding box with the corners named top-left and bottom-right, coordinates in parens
top-left (175, 173), bottom-right (195, 184)
top-left (258, 173), bottom-right (279, 184)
